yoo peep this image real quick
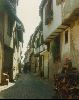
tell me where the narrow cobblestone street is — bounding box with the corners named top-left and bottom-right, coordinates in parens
top-left (0, 73), bottom-right (54, 99)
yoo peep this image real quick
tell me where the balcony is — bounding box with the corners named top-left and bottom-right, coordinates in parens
top-left (40, 45), bottom-right (47, 52)
top-left (34, 44), bottom-right (47, 56)
top-left (62, 0), bottom-right (79, 23)
top-left (34, 48), bottom-right (39, 55)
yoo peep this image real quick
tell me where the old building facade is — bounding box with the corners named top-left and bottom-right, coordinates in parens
top-left (24, 22), bottom-right (49, 78)
top-left (39, 0), bottom-right (79, 81)
top-left (24, 0), bottom-right (79, 82)
top-left (0, 0), bottom-right (24, 84)
top-left (33, 22), bottom-right (49, 78)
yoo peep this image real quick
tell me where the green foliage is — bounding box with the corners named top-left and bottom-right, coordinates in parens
top-left (51, 40), bottom-right (59, 60)
top-left (49, 10), bottom-right (53, 18)
top-left (0, 0), bottom-right (5, 11)
top-left (45, 10), bottom-right (53, 25)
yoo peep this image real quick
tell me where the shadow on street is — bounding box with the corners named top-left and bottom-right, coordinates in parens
top-left (0, 73), bottom-right (55, 99)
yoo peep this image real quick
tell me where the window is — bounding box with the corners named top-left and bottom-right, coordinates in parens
top-left (45, 0), bottom-right (53, 25)
top-left (65, 30), bottom-right (68, 44)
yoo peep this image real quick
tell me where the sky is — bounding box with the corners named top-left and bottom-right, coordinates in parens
top-left (17, 0), bottom-right (42, 58)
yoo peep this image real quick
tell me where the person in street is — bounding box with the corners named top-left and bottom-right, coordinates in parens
top-left (23, 63), bottom-right (27, 73)
top-left (23, 62), bottom-right (31, 74)
top-left (27, 62), bottom-right (31, 72)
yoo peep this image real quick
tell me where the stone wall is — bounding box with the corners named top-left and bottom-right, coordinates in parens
top-left (31, 55), bottom-right (36, 73)
top-left (4, 13), bottom-right (14, 49)
top-left (13, 46), bottom-right (19, 80)
top-left (60, 28), bottom-right (71, 61)
top-left (70, 19), bottom-right (79, 69)
top-left (0, 43), bottom-right (2, 84)
top-left (43, 51), bottom-right (49, 79)
top-left (0, 13), bottom-right (4, 84)
top-left (49, 40), bottom-right (62, 82)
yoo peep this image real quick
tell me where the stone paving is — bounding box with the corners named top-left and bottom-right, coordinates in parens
top-left (0, 73), bottom-right (55, 99)
top-left (0, 83), bottom-right (15, 92)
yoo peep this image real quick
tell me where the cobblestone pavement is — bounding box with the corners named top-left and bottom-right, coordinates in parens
top-left (0, 73), bottom-right (55, 99)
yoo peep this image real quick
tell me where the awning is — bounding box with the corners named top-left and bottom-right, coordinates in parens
top-left (5, 0), bottom-right (25, 32)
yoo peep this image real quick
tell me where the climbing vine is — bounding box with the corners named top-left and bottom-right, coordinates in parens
top-left (51, 40), bottom-right (59, 62)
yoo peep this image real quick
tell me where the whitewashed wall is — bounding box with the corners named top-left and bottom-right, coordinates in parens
top-left (43, 0), bottom-right (62, 41)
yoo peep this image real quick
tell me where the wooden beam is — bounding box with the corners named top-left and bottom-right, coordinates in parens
top-left (57, 27), bottom-right (66, 30)
top-left (50, 34), bottom-right (57, 36)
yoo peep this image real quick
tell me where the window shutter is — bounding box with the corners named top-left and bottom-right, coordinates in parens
top-left (56, 0), bottom-right (65, 5)
top-left (45, 0), bottom-right (53, 25)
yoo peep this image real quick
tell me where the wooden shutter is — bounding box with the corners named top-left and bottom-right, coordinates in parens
top-left (45, 0), bottom-right (53, 25)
